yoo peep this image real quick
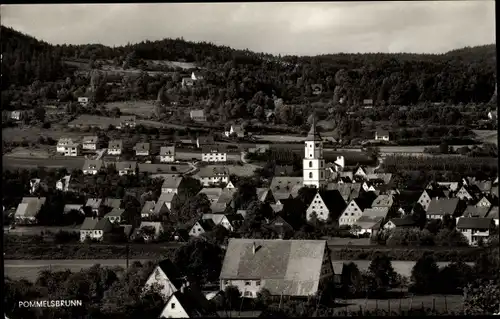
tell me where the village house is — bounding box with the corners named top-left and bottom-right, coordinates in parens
top-left (182, 77), bottom-right (195, 87)
top-left (248, 144), bottom-right (270, 154)
top-left (426, 198), bottom-right (461, 220)
top-left (363, 99), bottom-right (374, 108)
top-left (143, 259), bottom-right (187, 301)
top-left (202, 213), bottom-right (244, 232)
top-left (196, 136), bottom-right (215, 149)
top-left (327, 183), bottom-right (362, 202)
top-left (104, 208), bottom-right (125, 224)
top-left (367, 173), bottom-right (393, 185)
top-left (134, 142), bottom-right (150, 156)
top-left (56, 138), bottom-right (76, 153)
top-left (115, 161), bottom-right (137, 176)
top-left (160, 146), bottom-right (176, 163)
top-left (189, 219), bottom-right (216, 237)
top-left (456, 217), bottom-right (496, 246)
top-left (216, 188), bottom-right (236, 206)
top-left (210, 202), bottom-right (227, 214)
top-left (417, 188), bottom-right (447, 211)
top-left (198, 188), bottom-right (224, 203)
top-left (14, 197), bottom-right (47, 225)
top-left (274, 165), bottom-right (294, 176)
top-left (196, 167), bottom-right (229, 186)
top-left (225, 124), bottom-right (245, 138)
top-left (85, 198), bottom-right (103, 214)
top-left (305, 190), bottom-right (346, 222)
top-left (270, 177), bottom-right (303, 199)
top-left (103, 198), bottom-right (122, 210)
top-left (158, 192), bottom-right (178, 211)
top-left (354, 166), bottom-right (376, 180)
top-left (159, 289), bottom-right (216, 319)
top-left (488, 110), bottom-right (497, 121)
top-left (108, 140), bottom-right (123, 155)
top-left (190, 109), bottom-right (207, 122)
top-left (463, 205), bottom-right (491, 218)
top-left (219, 239), bottom-right (333, 298)
top-left (264, 215), bottom-right (295, 239)
top-left (118, 115), bottom-right (136, 129)
top-left (11, 110), bottom-right (26, 121)
top-left (256, 188), bottom-right (276, 204)
top-left (201, 146), bottom-right (227, 162)
top-left (361, 181), bottom-right (377, 193)
top-left (371, 194), bottom-right (395, 211)
top-left (56, 175), bottom-right (71, 192)
top-left (225, 180), bottom-right (236, 189)
top-left (191, 71), bottom-right (204, 81)
top-left (137, 221), bottom-right (164, 242)
top-left (353, 215), bottom-right (383, 237)
top-left (265, 110), bottom-right (276, 123)
top-left (374, 129), bottom-right (390, 141)
top-left (475, 195), bottom-right (495, 208)
top-left (63, 204), bottom-right (84, 215)
top-left (78, 96), bottom-right (89, 106)
top-left (456, 185), bottom-right (476, 201)
top-left (141, 200), bottom-right (169, 220)
top-left (29, 178), bottom-right (47, 195)
top-left (82, 160), bottom-right (104, 175)
top-left (161, 175), bottom-right (185, 194)
top-left (339, 198), bottom-right (371, 227)
top-left (79, 217), bottom-right (113, 242)
top-left (383, 215), bottom-right (418, 230)
top-left (63, 141), bottom-right (81, 157)
top-left (82, 136), bottom-right (99, 151)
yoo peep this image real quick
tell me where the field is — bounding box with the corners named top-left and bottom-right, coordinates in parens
top-left (2, 127), bottom-right (82, 143)
top-left (473, 129), bottom-right (498, 145)
top-left (104, 100), bottom-right (156, 117)
top-left (4, 147), bottom-right (52, 159)
top-left (3, 156), bottom-right (86, 171)
top-left (255, 135), bottom-right (307, 142)
top-left (337, 294), bottom-right (464, 313)
top-left (68, 114), bottom-right (186, 129)
top-left (200, 163), bottom-right (261, 177)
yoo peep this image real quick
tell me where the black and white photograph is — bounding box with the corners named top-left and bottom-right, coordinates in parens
top-left (1, 1), bottom-right (498, 318)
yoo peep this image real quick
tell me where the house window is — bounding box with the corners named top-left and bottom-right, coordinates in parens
top-left (244, 291), bottom-right (252, 297)
top-left (256, 280), bottom-right (261, 286)
top-left (171, 303), bottom-right (176, 309)
top-left (224, 280), bottom-right (229, 285)
top-left (309, 161), bottom-right (313, 168)
top-left (309, 172), bottom-right (313, 178)
top-left (245, 281), bottom-right (251, 286)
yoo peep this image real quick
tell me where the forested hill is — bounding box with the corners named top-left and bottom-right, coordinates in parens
top-left (1, 25), bottom-right (497, 108)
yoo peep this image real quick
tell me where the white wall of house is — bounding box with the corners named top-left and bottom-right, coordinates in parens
top-left (108, 148), bottom-right (121, 155)
top-left (458, 228), bottom-right (489, 246)
top-left (306, 194), bottom-right (330, 222)
top-left (220, 279), bottom-right (262, 298)
top-left (83, 169), bottom-right (98, 175)
top-left (143, 267), bottom-right (178, 301)
top-left (202, 152), bottom-right (227, 162)
top-left (375, 132), bottom-right (389, 141)
top-left (160, 295), bottom-right (189, 318)
top-left (136, 151), bottom-right (149, 156)
top-left (339, 201), bottom-right (363, 226)
top-left (418, 192), bottom-right (432, 210)
top-left (64, 146), bottom-right (80, 157)
top-left (80, 230), bottom-right (103, 242)
top-left (189, 222), bottom-right (206, 237)
top-left (162, 187), bottom-right (178, 194)
top-left (82, 143), bottom-right (97, 150)
top-left (160, 155), bottom-right (175, 163)
top-left (200, 176), bottom-right (229, 186)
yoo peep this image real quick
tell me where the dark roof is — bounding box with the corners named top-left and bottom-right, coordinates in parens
top-left (166, 289), bottom-right (215, 318)
top-left (464, 205), bottom-right (491, 218)
top-left (201, 145), bottom-right (227, 154)
top-left (197, 136), bottom-right (214, 145)
top-left (274, 165), bottom-right (294, 176)
top-left (456, 217), bottom-right (494, 229)
top-left (318, 190), bottom-right (347, 216)
top-left (95, 218), bottom-right (111, 231)
top-left (426, 198), bottom-right (460, 216)
top-left (487, 206), bottom-right (499, 219)
top-left (198, 219), bottom-right (216, 231)
top-left (390, 215), bottom-right (417, 227)
top-left (306, 117), bottom-right (322, 141)
top-left (157, 259), bottom-right (185, 290)
top-left (424, 188), bottom-right (447, 199)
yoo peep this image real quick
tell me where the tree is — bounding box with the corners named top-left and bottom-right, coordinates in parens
top-left (434, 228), bottom-right (469, 247)
top-left (439, 261), bottom-right (473, 294)
top-left (367, 253), bottom-right (397, 295)
top-left (223, 285), bottom-right (241, 310)
top-left (410, 253), bottom-right (440, 294)
top-left (232, 181), bottom-right (257, 210)
top-left (33, 107), bottom-right (46, 122)
top-left (464, 279), bottom-right (500, 315)
top-left (341, 262), bottom-right (363, 298)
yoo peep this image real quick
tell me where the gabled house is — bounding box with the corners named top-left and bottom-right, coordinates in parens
top-left (327, 183), bottom-right (362, 202)
top-left (82, 136), bottom-right (99, 151)
top-left (116, 161), bottom-right (137, 176)
top-left (160, 146), bottom-right (176, 163)
top-left (201, 146), bottom-right (227, 162)
top-left (225, 180), bottom-right (235, 189)
top-left (134, 142), bottom-right (150, 156)
top-left (63, 204), bottom-right (84, 215)
top-left (417, 188), bottom-right (447, 211)
top-left (354, 166), bottom-right (376, 180)
top-left (56, 175), bottom-right (71, 192)
top-left (159, 289), bottom-right (216, 319)
top-left (305, 190), bottom-right (346, 222)
top-left (361, 181), bottom-right (377, 193)
top-left (426, 198), bottom-right (461, 220)
top-left (256, 188), bottom-right (275, 204)
top-left (374, 129), bottom-right (390, 141)
top-left (371, 194), bottom-right (394, 211)
top-left (196, 167), bottom-right (229, 186)
top-left (456, 217), bottom-right (495, 246)
top-left (190, 110), bottom-right (206, 122)
top-left (463, 205), bottom-right (490, 218)
top-left (191, 71), bottom-right (204, 81)
top-left (143, 259), bottom-right (187, 301)
top-left (363, 207), bottom-right (390, 220)
top-left (366, 173), bottom-right (393, 185)
top-left (476, 195), bottom-right (495, 208)
top-left (78, 96), bottom-right (89, 106)
top-left (383, 215), bottom-right (418, 230)
top-left (56, 138), bottom-right (76, 153)
top-left (108, 140), bottom-right (123, 155)
top-left (158, 192), bottom-right (179, 210)
top-left (216, 189), bottom-right (236, 206)
top-left (14, 197), bottom-right (47, 225)
top-left (79, 217), bottom-right (113, 242)
top-left (162, 175), bottom-right (185, 194)
top-left (219, 239), bottom-right (333, 298)
top-left (141, 200), bottom-right (169, 219)
top-left (189, 219), bottom-right (216, 237)
top-left (270, 177), bottom-right (303, 199)
top-left (353, 215), bottom-right (383, 236)
top-left (11, 110), bottom-right (27, 121)
top-left (339, 199), bottom-right (370, 227)
top-left (118, 115), bottom-right (136, 129)
top-left (202, 213), bottom-right (243, 232)
top-left (82, 160), bottom-right (104, 175)
top-left (196, 136), bottom-right (214, 149)
top-left (182, 77), bottom-right (195, 87)
top-left (264, 215), bottom-right (295, 239)
top-left (225, 124), bottom-right (245, 138)
top-left (198, 188), bottom-right (224, 203)
top-left (104, 208), bottom-right (125, 224)
top-left (456, 186), bottom-right (475, 201)
top-left (85, 198), bottom-right (103, 214)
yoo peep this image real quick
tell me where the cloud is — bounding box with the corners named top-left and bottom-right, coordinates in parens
top-left (1, 2), bottom-right (495, 55)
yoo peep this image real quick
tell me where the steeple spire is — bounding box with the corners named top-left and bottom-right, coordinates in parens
top-left (307, 113), bottom-right (322, 141)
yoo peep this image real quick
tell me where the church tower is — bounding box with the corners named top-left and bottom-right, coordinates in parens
top-left (303, 116), bottom-right (326, 188)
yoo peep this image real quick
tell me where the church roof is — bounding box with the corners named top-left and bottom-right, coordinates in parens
top-left (306, 116), bottom-right (322, 141)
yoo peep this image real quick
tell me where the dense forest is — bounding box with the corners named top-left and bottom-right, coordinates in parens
top-left (1, 25), bottom-right (497, 135)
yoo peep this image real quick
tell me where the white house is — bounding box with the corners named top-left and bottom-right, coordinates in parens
top-left (104, 208), bottom-right (125, 224)
top-left (134, 142), bottom-right (150, 156)
top-left (201, 146), bottom-right (227, 162)
top-left (159, 289), bottom-right (214, 318)
top-left (196, 167), bottom-right (229, 186)
top-left (161, 176), bottom-right (185, 194)
top-left (115, 161), bottom-right (137, 176)
top-left (191, 71), bottom-right (204, 81)
top-left (190, 110), bottom-right (206, 122)
top-left (305, 190), bottom-right (346, 222)
top-left (339, 199), bottom-right (365, 226)
top-left (79, 217), bottom-right (112, 242)
top-left (374, 129), bottom-right (390, 141)
top-left (108, 140), bottom-right (123, 155)
top-left (82, 136), bottom-right (99, 151)
top-left (488, 110), bottom-right (497, 121)
top-left (78, 96), bottom-right (89, 106)
top-left (142, 259), bottom-right (186, 301)
top-left (56, 138), bottom-right (77, 153)
top-left (158, 192), bottom-right (178, 210)
top-left (82, 160), bottom-right (104, 175)
top-left (225, 180), bottom-right (235, 189)
top-left (56, 175), bottom-right (71, 192)
top-left (160, 146), bottom-right (176, 163)
top-left (189, 219), bottom-right (216, 237)
top-left (456, 217), bottom-right (495, 246)
top-left (14, 197), bottom-right (46, 225)
top-left (63, 142), bottom-right (81, 157)
top-left (224, 124), bottom-right (245, 138)
top-left (118, 116), bottom-right (136, 129)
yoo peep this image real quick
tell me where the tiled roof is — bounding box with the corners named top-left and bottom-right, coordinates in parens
top-left (135, 142), bottom-right (150, 151)
top-left (190, 109), bottom-right (205, 117)
top-left (355, 216), bottom-right (384, 230)
top-left (270, 177), bottom-right (303, 193)
top-left (464, 205), bottom-right (490, 218)
top-left (201, 145), bottom-right (227, 154)
top-left (82, 136), bottom-right (98, 144)
top-left (197, 166), bottom-right (229, 178)
top-left (160, 146), bottom-right (175, 156)
top-left (103, 198), bottom-right (122, 209)
top-left (456, 217), bottom-right (494, 229)
top-left (198, 188), bottom-right (224, 201)
top-left (220, 239), bottom-right (327, 297)
top-left (63, 204), bottom-right (83, 214)
top-left (210, 203), bottom-right (227, 214)
top-left (158, 192), bottom-right (177, 203)
top-left (389, 216), bottom-right (417, 227)
top-left (85, 198), bottom-right (102, 209)
top-left (426, 198), bottom-right (460, 216)
top-left (141, 201), bottom-right (156, 215)
top-left (362, 207), bottom-right (389, 218)
top-left (216, 189), bottom-right (236, 205)
top-left (105, 208), bottom-right (125, 217)
top-left (162, 175), bottom-right (184, 189)
top-left (372, 195), bottom-right (393, 208)
top-left (115, 161), bottom-right (137, 171)
top-left (139, 221), bottom-right (163, 234)
top-left (82, 160), bottom-right (104, 171)
top-left (108, 140), bottom-right (123, 149)
top-left (80, 217), bottom-right (99, 230)
top-left (157, 259), bottom-right (185, 290)
top-left (197, 219), bottom-right (216, 231)
top-left (486, 206), bottom-right (499, 219)
top-left (274, 165), bottom-right (294, 176)
top-left (316, 190), bottom-right (347, 216)
top-left (202, 213), bottom-right (226, 225)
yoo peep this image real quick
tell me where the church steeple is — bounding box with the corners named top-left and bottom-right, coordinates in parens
top-left (303, 113), bottom-right (326, 189)
top-left (307, 114), bottom-right (322, 142)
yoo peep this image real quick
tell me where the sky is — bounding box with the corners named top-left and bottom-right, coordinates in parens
top-left (1, 2), bottom-right (496, 56)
